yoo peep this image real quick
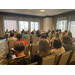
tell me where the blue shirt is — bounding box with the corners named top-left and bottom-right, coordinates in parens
top-left (23, 34), bottom-right (29, 38)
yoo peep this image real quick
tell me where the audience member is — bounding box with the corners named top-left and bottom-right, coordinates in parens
top-left (14, 34), bottom-right (28, 56)
top-left (33, 38), bottom-right (50, 65)
top-left (23, 31), bottom-right (29, 38)
top-left (50, 32), bottom-right (60, 43)
top-left (59, 29), bottom-right (62, 35)
top-left (60, 31), bottom-right (66, 41)
top-left (67, 30), bottom-right (73, 38)
top-left (13, 29), bottom-right (16, 33)
top-left (8, 41), bottom-right (31, 65)
top-left (49, 39), bottom-right (65, 56)
top-left (38, 34), bottom-right (41, 41)
top-left (7, 32), bottom-right (17, 42)
top-left (65, 30), bottom-right (67, 33)
top-left (21, 29), bottom-right (24, 34)
top-left (62, 35), bottom-right (75, 51)
top-left (31, 31), bottom-right (34, 35)
top-left (5, 29), bottom-right (9, 34)
top-left (51, 30), bottom-right (55, 39)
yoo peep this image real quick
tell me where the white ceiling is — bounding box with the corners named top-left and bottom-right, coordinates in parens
top-left (0, 9), bottom-right (74, 16)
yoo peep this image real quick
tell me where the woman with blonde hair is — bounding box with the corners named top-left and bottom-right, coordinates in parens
top-left (33, 38), bottom-right (50, 65)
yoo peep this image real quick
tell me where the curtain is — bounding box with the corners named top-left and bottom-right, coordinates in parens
top-left (57, 17), bottom-right (67, 32)
top-left (0, 15), bottom-right (4, 37)
top-left (68, 16), bottom-right (75, 37)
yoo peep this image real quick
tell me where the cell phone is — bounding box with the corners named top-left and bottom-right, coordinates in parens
top-left (12, 54), bottom-right (16, 59)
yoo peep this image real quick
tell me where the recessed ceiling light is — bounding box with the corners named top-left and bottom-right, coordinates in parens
top-left (40, 9), bottom-right (45, 12)
top-left (29, 9), bottom-right (33, 10)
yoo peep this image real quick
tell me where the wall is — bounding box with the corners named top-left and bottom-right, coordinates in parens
top-left (43, 17), bottom-right (53, 31)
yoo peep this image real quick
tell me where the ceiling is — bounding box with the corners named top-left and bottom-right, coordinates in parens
top-left (0, 9), bottom-right (74, 16)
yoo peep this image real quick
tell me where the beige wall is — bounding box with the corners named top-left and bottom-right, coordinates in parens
top-left (43, 17), bottom-right (53, 31)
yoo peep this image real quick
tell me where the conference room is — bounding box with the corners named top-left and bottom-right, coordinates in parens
top-left (0, 9), bottom-right (75, 65)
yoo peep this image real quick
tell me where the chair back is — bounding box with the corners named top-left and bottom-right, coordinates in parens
top-left (69, 50), bottom-right (75, 63)
top-left (8, 40), bottom-right (16, 50)
top-left (24, 45), bottom-right (29, 56)
top-left (58, 50), bottom-right (72, 65)
top-left (28, 62), bottom-right (38, 65)
top-left (31, 43), bottom-right (39, 55)
top-left (42, 55), bottom-right (56, 65)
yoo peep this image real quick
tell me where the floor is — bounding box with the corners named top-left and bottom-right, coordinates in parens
top-left (0, 39), bottom-right (9, 65)
top-left (0, 39), bottom-right (75, 65)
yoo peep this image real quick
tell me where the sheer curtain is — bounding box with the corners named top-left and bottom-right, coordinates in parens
top-left (68, 16), bottom-right (75, 37)
top-left (4, 16), bottom-right (18, 32)
top-left (57, 17), bottom-right (67, 32)
top-left (30, 18), bottom-right (40, 31)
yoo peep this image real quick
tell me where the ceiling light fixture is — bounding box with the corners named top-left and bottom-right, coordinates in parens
top-left (40, 9), bottom-right (45, 12)
top-left (29, 9), bottom-right (33, 10)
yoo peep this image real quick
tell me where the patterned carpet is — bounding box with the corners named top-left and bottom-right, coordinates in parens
top-left (0, 39), bottom-right (9, 65)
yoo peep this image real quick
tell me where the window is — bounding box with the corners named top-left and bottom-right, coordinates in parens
top-left (19, 21), bottom-right (29, 33)
top-left (57, 20), bottom-right (67, 32)
top-left (31, 22), bottom-right (39, 31)
top-left (4, 20), bottom-right (17, 31)
top-left (70, 21), bottom-right (75, 37)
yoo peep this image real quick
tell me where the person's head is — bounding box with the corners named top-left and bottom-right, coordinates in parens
top-left (10, 30), bottom-right (12, 33)
top-left (63, 35), bottom-right (72, 43)
top-left (10, 32), bottom-right (14, 37)
top-left (65, 30), bottom-right (67, 33)
top-left (44, 30), bottom-right (46, 33)
top-left (13, 29), bottom-right (14, 31)
top-left (56, 29), bottom-right (58, 32)
top-left (52, 30), bottom-right (54, 35)
top-left (62, 31), bottom-right (66, 36)
top-left (38, 34), bottom-right (41, 37)
top-left (16, 34), bottom-right (22, 40)
top-left (16, 30), bottom-right (19, 33)
top-left (41, 33), bottom-right (46, 39)
top-left (25, 31), bottom-right (28, 34)
top-left (39, 39), bottom-right (49, 57)
top-left (14, 41), bottom-right (25, 53)
top-left (53, 39), bottom-right (61, 49)
top-left (6, 29), bottom-right (8, 32)
top-left (59, 29), bottom-right (61, 32)
top-left (55, 32), bottom-right (60, 38)
top-left (67, 30), bottom-right (72, 38)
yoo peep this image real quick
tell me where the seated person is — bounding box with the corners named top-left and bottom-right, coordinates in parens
top-left (51, 30), bottom-right (55, 39)
top-left (65, 30), bottom-right (67, 33)
top-left (31, 31), bottom-right (34, 35)
top-left (12, 29), bottom-right (16, 33)
top-left (49, 39), bottom-right (65, 64)
top-left (38, 34), bottom-right (41, 41)
top-left (49, 39), bottom-right (65, 56)
top-left (62, 35), bottom-right (75, 51)
top-left (60, 31), bottom-right (66, 41)
top-left (5, 29), bottom-right (9, 34)
top-left (21, 29), bottom-right (24, 34)
top-left (33, 37), bottom-right (50, 65)
top-left (8, 41), bottom-right (31, 65)
top-left (50, 32), bottom-right (60, 43)
top-left (7, 32), bottom-right (17, 42)
top-left (67, 30), bottom-right (73, 39)
top-left (23, 31), bottom-right (29, 38)
top-left (59, 29), bottom-right (62, 35)
top-left (14, 34), bottom-right (28, 56)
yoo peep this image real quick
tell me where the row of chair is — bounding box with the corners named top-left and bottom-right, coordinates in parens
top-left (29, 50), bottom-right (75, 65)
